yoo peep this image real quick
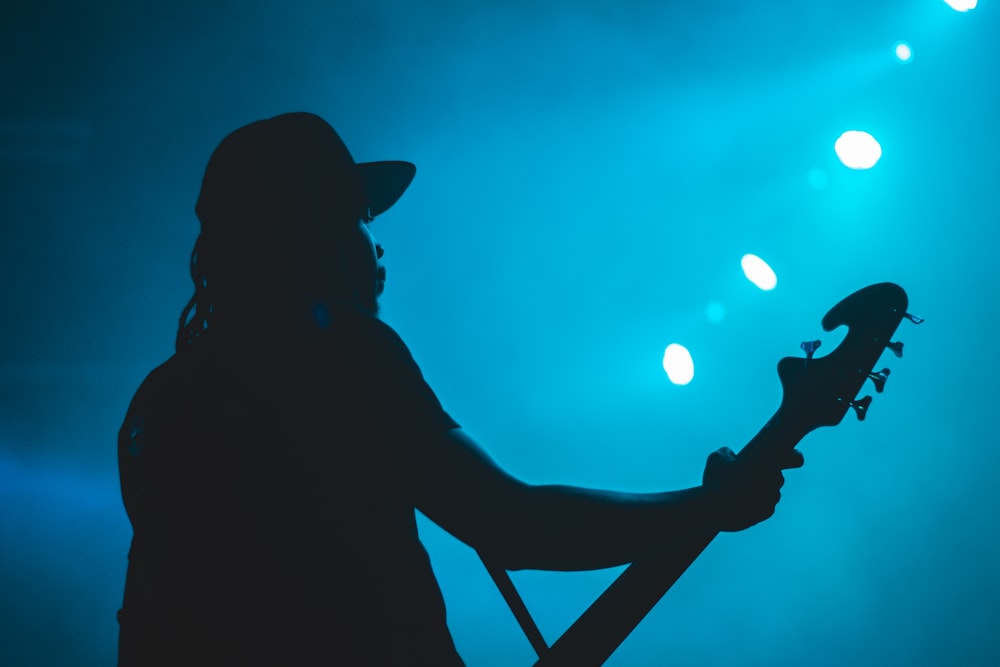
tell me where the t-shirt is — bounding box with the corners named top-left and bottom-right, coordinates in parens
top-left (117, 302), bottom-right (464, 666)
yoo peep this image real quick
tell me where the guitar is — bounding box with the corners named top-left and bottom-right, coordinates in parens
top-left (483, 282), bottom-right (922, 666)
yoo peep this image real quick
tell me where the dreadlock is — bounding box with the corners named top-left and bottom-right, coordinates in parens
top-left (175, 234), bottom-right (213, 352)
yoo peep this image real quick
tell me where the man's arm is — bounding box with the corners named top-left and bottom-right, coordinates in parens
top-left (410, 428), bottom-right (802, 571)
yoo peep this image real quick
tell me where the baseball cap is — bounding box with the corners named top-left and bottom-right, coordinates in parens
top-left (195, 112), bottom-right (416, 234)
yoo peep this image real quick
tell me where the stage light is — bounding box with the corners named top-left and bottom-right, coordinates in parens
top-left (662, 343), bottom-right (694, 385)
top-left (705, 302), bottom-right (726, 323)
top-left (894, 42), bottom-right (912, 63)
top-left (943, 0), bottom-right (977, 11)
top-left (740, 254), bottom-right (777, 291)
top-left (834, 130), bottom-right (882, 170)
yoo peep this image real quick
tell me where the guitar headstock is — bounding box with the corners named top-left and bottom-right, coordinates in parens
top-left (775, 283), bottom-right (921, 433)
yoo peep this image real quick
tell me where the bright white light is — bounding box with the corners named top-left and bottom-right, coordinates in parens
top-left (741, 254), bottom-right (777, 291)
top-left (705, 302), bottom-right (726, 323)
top-left (662, 343), bottom-right (694, 385)
top-left (834, 130), bottom-right (882, 170)
top-left (894, 42), bottom-right (912, 62)
top-left (943, 0), bottom-right (977, 11)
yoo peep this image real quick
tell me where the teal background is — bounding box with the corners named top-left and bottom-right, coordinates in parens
top-left (1, 1), bottom-right (997, 665)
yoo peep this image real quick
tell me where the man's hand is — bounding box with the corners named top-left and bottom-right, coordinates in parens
top-left (701, 447), bottom-right (804, 532)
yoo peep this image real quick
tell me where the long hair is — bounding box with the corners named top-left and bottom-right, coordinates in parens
top-left (175, 234), bottom-right (213, 352)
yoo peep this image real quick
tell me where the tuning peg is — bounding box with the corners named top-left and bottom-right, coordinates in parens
top-left (801, 339), bottom-right (821, 360)
top-left (868, 368), bottom-right (890, 393)
top-left (886, 341), bottom-right (904, 358)
top-left (848, 395), bottom-right (873, 421)
top-left (904, 312), bottom-right (924, 324)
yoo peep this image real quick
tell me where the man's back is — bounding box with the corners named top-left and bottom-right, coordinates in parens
top-left (117, 303), bottom-right (463, 665)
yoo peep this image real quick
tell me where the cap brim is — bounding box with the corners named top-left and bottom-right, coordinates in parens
top-left (357, 161), bottom-right (416, 218)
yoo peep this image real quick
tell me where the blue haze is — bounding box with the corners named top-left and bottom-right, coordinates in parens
top-left (1, 1), bottom-right (997, 665)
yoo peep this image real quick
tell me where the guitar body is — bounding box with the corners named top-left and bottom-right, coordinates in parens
top-left (489, 283), bottom-right (919, 666)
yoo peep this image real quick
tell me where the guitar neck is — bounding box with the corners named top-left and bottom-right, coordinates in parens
top-left (534, 412), bottom-right (811, 667)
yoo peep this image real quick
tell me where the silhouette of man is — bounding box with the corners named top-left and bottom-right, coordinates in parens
top-left (117, 112), bottom-right (803, 666)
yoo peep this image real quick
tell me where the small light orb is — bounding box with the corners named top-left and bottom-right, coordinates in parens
top-left (662, 343), bottom-right (695, 385)
top-left (808, 167), bottom-right (829, 190)
top-left (740, 254), bottom-right (778, 291)
top-left (894, 42), bottom-right (912, 62)
top-left (705, 301), bottom-right (726, 323)
top-left (834, 130), bottom-right (882, 170)
top-left (943, 0), bottom-right (977, 11)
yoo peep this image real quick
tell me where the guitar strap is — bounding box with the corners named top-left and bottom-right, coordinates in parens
top-left (478, 553), bottom-right (550, 659)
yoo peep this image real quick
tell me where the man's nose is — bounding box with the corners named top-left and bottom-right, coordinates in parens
top-left (376, 244), bottom-right (385, 260)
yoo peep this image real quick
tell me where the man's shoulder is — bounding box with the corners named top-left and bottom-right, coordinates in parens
top-left (123, 306), bottom-right (418, 415)
top-left (125, 347), bottom-right (217, 416)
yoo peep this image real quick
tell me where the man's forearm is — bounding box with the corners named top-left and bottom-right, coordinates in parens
top-left (477, 483), bottom-right (718, 571)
